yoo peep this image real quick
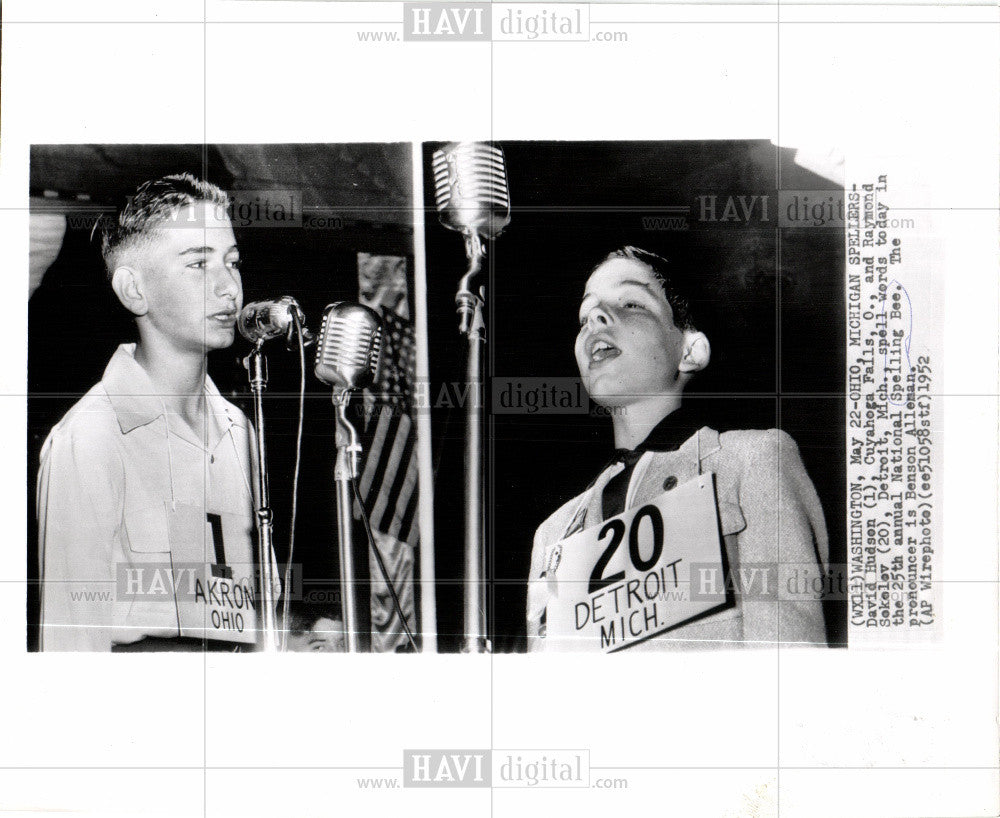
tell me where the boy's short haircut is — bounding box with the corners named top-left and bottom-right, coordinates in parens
top-left (282, 602), bottom-right (342, 637)
top-left (100, 173), bottom-right (230, 280)
top-left (596, 245), bottom-right (697, 331)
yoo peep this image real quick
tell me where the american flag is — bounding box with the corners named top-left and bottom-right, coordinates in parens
top-left (355, 277), bottom-right (419, 651)
top-left (357, 308), bottom-right (419, 544)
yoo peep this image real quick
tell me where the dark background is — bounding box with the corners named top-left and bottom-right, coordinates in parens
top-left (28, 141), bottom-right (845, 652)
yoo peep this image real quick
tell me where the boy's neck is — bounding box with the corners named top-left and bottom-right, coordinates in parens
top-left (611, 394), bottom-right (683, 450)
top-left (133, 340), bottom-right (209, 429)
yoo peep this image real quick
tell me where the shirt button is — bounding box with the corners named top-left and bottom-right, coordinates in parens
top-left (210, 455), bottom-right (215, 464)
top-left (663, 476), bottom-right (678, 491)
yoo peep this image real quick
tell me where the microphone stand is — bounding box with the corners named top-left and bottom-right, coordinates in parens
top-left (244, 342), bottom-right (279, 653)
top-left (332, 393), bottom-right (370, 653)
top-left (457, 232), bottom-right (490, 654)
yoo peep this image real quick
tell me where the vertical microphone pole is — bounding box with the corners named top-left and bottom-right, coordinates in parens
top-left (245, 342), bottom-right (279, 653)
top-left (433, 141), bottom-right (510, 654)
top-left (457, 235), bottom-right (489, 654)
top-left (314, 302), bottom-right (382, 654)
top-left (332, 394), bottom-right (369, 653)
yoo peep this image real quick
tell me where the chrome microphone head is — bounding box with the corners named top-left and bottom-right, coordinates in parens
top-left (238, 297), bottom-right (298, 343)
top-left (314, 302), bottom-right (383, 392)
top-left (432, 141), bottom-right (511, 240)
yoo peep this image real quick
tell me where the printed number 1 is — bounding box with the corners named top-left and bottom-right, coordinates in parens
top-left (207, 513), bottom-right (232, 580)
top-left (589, 505), bottom-right (664, 593)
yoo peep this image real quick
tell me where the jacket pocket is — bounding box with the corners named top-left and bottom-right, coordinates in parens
top-left (718, 499), bottom-right (747, 536)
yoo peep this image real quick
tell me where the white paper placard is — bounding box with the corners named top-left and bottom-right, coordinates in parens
top-left (545, 473), bottom-right (728, 653)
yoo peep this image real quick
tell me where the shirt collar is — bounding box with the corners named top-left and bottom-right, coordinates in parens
top-left (609, 403), bottom-right (703, 465)
top-left (102, 343), bottom-right (246, 435)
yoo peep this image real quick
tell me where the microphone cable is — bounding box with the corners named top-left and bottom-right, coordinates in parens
top-left (280, 308), bottom-right (308, 647)
top-left (350, 475), bottom-right (418, 653)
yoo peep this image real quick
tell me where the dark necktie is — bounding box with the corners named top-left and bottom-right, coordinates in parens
top-left (597, 407), bottom-right (701, 521)
top-left (601, 448), bottom-right (647, 521)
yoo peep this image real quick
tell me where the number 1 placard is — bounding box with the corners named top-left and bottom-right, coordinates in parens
top-left (545, 473), bottom-right (728, 653)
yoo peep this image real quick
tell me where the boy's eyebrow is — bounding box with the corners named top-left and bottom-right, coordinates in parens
top-left (615, 279), bottom-right (654, 291)
top-left (580, 279), bottom-right (654, 304)
top-left (178, 244), bottom-right (240, 256)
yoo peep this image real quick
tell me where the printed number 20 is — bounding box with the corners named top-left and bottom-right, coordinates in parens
top-left (589, 505), bottom-right (664, 594)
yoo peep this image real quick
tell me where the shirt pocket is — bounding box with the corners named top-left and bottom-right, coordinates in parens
top-left (123, 503), bottom-right (171, 554)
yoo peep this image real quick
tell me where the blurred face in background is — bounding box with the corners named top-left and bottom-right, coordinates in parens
top-left (285, 617), bottom-right (346, 653)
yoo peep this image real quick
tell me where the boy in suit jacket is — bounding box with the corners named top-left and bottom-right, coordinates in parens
top-left (527, 246), bottom-right (829, 651)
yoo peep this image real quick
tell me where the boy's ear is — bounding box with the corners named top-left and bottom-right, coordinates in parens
top-left (678, 330), bottom-right (710, 374)
top-left (110, 266), bottom-right (148, 317)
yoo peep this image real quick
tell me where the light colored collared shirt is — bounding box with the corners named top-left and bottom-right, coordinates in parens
top-left (37, 344), bottom-right (259, 651)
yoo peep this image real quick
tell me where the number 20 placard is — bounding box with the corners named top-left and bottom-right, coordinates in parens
top-left (545, 473), bottom-right (729, 653)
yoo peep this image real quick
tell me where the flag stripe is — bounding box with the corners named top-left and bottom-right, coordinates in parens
top-left (359, 407), bottom-right (393, 498)
top-left (379, 415), bottom-right (417, 532)
top-left (364, 410), bottom-right (403, 508)
top-left (387, 456), bottom-right (419, 541)
top-left (365, 411), bottom-right (406, 528)
top-left (372, 416), bottom-right (410, 531)
top-left (397, 481), bottom-right (419, 545)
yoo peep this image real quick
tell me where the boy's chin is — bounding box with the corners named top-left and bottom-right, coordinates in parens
top-left (205, 331), bottom-right (236, 351)
top-left (586, 390), bottom-right (632, 410)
